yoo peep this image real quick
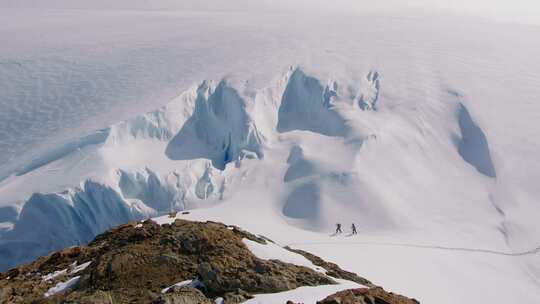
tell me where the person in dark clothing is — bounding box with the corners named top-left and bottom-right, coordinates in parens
top-left (351, 223), bottom-right (357, 234)
top-left (336, 223), bottom-right (343, 234)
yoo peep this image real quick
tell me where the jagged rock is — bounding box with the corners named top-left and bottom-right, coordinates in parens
top-left (0, 219), bottom-right (335, 303)
top-left (0, 219), bottom-right (419, 304)
top-left (76, 291), bottom-right (115, 304)
top-left (0, 286), bottom-right (12, 302)
top-left (222, 288), bottom-right (252, 304)
top-left (285, 247), bottom-right (373, 287)
top-left (317, 287), bottom-right (419, 304)
top-left (153, 287), bottom-right (212, 304)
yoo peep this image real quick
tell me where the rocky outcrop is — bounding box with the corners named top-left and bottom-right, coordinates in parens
top-left (285, 248), bottom-right (420, 304)
top-left (0, 219), bottom-right (334, 303)
top-left (152, 287), bottom-right (212, 304)
top-left (0, 219), bottom-right (419, 304)
top-left (317, 287), bottom-right (419, 304)
top-left (285, 247), bottom-right (373, 287)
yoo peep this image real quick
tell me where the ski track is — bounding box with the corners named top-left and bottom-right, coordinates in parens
top-left (287, 241), bottom-right (540, 257)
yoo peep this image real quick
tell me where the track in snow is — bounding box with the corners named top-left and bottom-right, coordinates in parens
top-left (287, 241), bottom-right (540, 257)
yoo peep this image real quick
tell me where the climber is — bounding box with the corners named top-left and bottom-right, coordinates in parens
top-left (336, 223), bottom-right (343, 234)
top-left (351, 223), bottom-right (357, 235)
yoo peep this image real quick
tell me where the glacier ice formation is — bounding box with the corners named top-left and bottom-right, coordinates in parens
top-left (0, 67), bottom-right (504, 272)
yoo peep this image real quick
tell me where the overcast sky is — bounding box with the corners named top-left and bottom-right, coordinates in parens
top-left (1, 0), bottom-right (539, 24)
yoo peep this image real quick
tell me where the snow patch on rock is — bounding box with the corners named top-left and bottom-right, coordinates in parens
top-left (44, 276), bottom-right (80, 298)
top-left (71, 261), bottom-right (92, 274)
top-left (161, 279), bottom-right (203, 294)
top-left (242, 238), bottom-right (323, 273)
top-left (42, 269), bottom-right (68, 282)
top-left (244, 278), bottom-right (362, 304)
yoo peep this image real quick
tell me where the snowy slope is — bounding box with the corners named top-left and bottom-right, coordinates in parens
top-left (1, 4), bottom-right (540, 304)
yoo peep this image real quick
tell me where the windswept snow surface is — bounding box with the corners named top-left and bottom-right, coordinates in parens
top-left (242, 238), bottom-right (365, 303)
top-left (1, 4), bottom-right (540, 304)
top-left (243, 238), bottom-right (324, 273)
top-left (244, 278), bottom-right (362, 304)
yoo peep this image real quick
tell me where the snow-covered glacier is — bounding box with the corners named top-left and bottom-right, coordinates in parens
top-left (0, 66), bottom-right (418, 265)
top-left (1, 5), bottom-right (540, 304)
top-left (0, 78), bottom-right (264, 270)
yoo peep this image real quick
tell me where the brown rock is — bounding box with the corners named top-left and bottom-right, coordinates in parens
top-left (0, 219), bottom-right (418, 304)
top-left (0, 219), bottom-right (335, 303)
top-left (77, 290), bottom-right (114, 304)
top-left (222, 288), bottom-right (252, 304)
top-left (153, 287), bottom-right (212, 304)
top-left (0, 286), bottom-right (13, 303)
top-left (317, 287), bottom-right (420, 304)
top-left (284, 247), bottom-right (373, 287)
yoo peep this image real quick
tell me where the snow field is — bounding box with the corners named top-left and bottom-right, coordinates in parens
top-left (0, 7), bottom-right (539, 303)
